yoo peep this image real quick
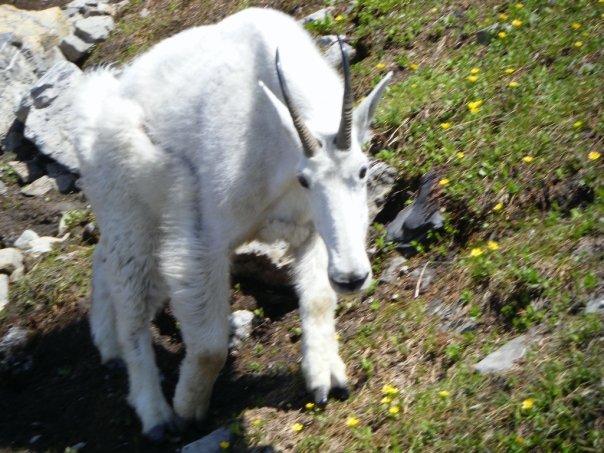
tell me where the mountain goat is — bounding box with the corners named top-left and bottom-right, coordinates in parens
top-left (72, 7), bottom-right (391, 440)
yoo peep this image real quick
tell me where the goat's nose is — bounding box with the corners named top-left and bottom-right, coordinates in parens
top-left (330, 272), bottom-right (370, 293)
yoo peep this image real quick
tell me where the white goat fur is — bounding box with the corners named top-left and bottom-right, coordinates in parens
top-left (73, 8), bottom-right (391, 437)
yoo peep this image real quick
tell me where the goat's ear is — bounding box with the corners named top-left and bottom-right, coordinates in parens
top-left (353, 72), bottom-right (393, 144)
top-left (259, 80), bottom-right (295, 129)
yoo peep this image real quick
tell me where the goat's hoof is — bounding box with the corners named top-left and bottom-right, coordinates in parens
top-left (145, 417), bottom-right (182, 443)
top-left (313, 386), bottom-right (329, 408)
top-left (331, 386), bottom-right (350, 401)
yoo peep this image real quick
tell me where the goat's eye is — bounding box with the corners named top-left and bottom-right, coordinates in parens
top-left (359, 167), bottom-right (368, 179)
top-left (297, 174), bottom-right (310, 189)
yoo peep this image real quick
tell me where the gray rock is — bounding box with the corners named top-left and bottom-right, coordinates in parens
top-left (60, 34), bottom-right (93, 62)
top-left (0, 41), bottom-right (37, 146)
top-left (23, 61), bottom-right (82, 173)
top-left (7, 160), bottom-right (44, 184)
top-left (0, 248), bottom-right (24, 279)
top-left (367, 160), bottom-right (397, 220)
top-left (74, 15), bottom-right (115, 43)
top-left (379, 256), bottom-right (407, 283)
top-left (47, 162), bottom-right (78, 193)
top-left (14, 229), bottom-right (39, 250)
top-left (411, 264), bottom-right (435, 290)
top-left (229, 310), bottom-right (255, 347)
top-left (474, 332), bottom-right (541, 374)
top-left (182, 426), bottom-right (232, 453)
top-left (299, 7), bottom-right (334, 25)
top-left (0, 180), bottom-right (6, 195)
top-left (0, 274), bottom-right (8, 311)
top-left (20, 175), bottom-right (58, 196)
top-left (585, 296), bottom-right (604, 314)
top-left (324, 40), bottom-right (356, 69)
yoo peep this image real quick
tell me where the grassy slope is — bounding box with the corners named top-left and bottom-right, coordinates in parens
top-left (2, 0), bottom-right (602, 451)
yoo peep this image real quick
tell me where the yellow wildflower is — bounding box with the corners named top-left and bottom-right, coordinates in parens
top-left (515, 436), bottom-right (525, 444)
top-left (411, 83), bottom-right (418, 89)
top-left (439, 178), bottom-right (450, 186)
top-left (571, 22), bottom-right (581, 30)
top-left (456, 151), bottom-right (465, 159)
top-left (376, 63), bottom-right (386, 70)
top-left (381, 396), bottom-right (393, 404)
top-left (498, 31), bottom-right (507, 39)
top-left (574, 41), bottom-right (583, 48)
top-left (388, 406), bottom-right (401, 415)
top-left (499, 13), bottom-right (509, 21)
top-left (504, 68), bottom-right (515, 74)
top-left (440, 122), bottom-right (452, 130)
top-left (467, 75), bottom-right (479, 83)
top-left (573, 120), bottom-right (583, 128)
top-left (487, 241), bottom-right (499, 251)
top-left (521, 399), bottom-right (534, 410)
top-left (335, 15), bottom-right (344, 21)
top-left (470, 67), bottom-right (480, 74)
top-left (305, 402), bottom-right (315, 410)
top-left (220, 441), bottom-right (230, 450)
top-left (515, 3), bottom-right (524, 8)
top-left (588, 151), bottom-right (600, 161)
top-left (467, 100), bottom-right (483, 111)
top-left (382, 384), bottom-right (399, 396)
top-left (470, 248), bottom-right (483, 257)
top-left (431, 7), bottom-right (438, 13)
top-left (335, 333), bottom-right (341, 341)
top-left (409, 63), bottom-right (418, 70)
top-left (511, 19), bottom-right (522, 27)
top-left (522, 156), bottom-right (534, 163)
top-left (493, 202), bottom-right (504, 211)
top-left (345, 416), bottom-right (360, 428)
top-left (438, 390), bottom-right (450, 398)
top-left (292, 423), bottom-right (304, 432)
top-left (251, 419), bottom-right (262, 427)
top-left (509, 81), bottom-right (519, 88)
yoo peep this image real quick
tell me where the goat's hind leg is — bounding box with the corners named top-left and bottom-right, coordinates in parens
top-left (89, 241), bottom-right (120, 364)
top-left (106, 231), bottom-right (178, 441)
top-left (293, 234), bottom-right (350, 406)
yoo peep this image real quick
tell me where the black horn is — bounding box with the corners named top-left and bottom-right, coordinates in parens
top-left (335, 36), bottom-right (353, 150)
top-left (275, 49), bottom-right (320, 158)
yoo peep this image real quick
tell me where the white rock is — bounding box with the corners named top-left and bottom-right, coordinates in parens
top-left (299, 7), bottom-right (334, 25)
top-left (379, 256), bottom-right (407, 283)
top-left (0, 248), bottom-right (24, 278)
top-left (20, 175), bottom-right (58, 196)
top-left (0, 180), bottom-right (6, 196)
top-left (0, 274), bottom-right (8, 311)
top-left (15, 229), bottom-right (40, 250)
top-left (7, 160), bottom-right (44, 184)
top-left (324, 41), bottom-right (357, 69)
top-left (229, 310), bottom-right (255, 347)
top-left (74, 15), bottom-right (115, 43)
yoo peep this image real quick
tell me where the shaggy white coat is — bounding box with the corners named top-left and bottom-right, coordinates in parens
top-left (72, 7), bottom-right (391, 437)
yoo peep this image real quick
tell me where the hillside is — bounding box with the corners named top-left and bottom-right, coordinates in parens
top-left (0, 0), bottom-right (602, 452)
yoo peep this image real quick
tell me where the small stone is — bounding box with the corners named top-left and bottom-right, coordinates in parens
top-left (14, 229), bottom-right (66, 256)
top-left (299, 7), bottom-right (334, 25)
top-left (229, 310), bottom-right (255, 347)
top-left (7, 160), bottom-right (44, 184)
top-left (474, 332), bottom-right (541, 374)
top-left (74, 16), bottom-right (115, 43)
top-left (379, 256), bottom-right (407, 283)
top-left (20, 175), bottom-right (58, 196)
top-left (0, 248), bottom-right (24, 278)
top-left (182, 426), bottom-right (232, 453)
top-left (411, 265), bottom-right (435, 290)
top-left (585, 296), bottom-right (604, 314)
top-left (0, 180), bottom-right (7, 196)
top-left (15, 230), bottom-right (40, 250)
top-left (0, 274), bottom-right (8, 311)
top-left (324, 41), bottom-right (356, 68)
top-left (59, 34), bottom-right (93, 62)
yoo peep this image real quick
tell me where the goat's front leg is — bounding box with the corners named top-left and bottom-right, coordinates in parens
top-left (293, 234), bottom-right (349, 406)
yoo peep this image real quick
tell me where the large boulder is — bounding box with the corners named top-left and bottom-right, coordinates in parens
top-left (21, 60), bottom-right (82, 173)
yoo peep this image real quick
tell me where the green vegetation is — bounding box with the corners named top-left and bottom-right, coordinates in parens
top-left (4, 0), bottom-right (601, 451)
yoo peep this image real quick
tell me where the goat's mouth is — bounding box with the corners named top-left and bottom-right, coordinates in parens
top-left (328, 272), bottom-right (370, 294)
